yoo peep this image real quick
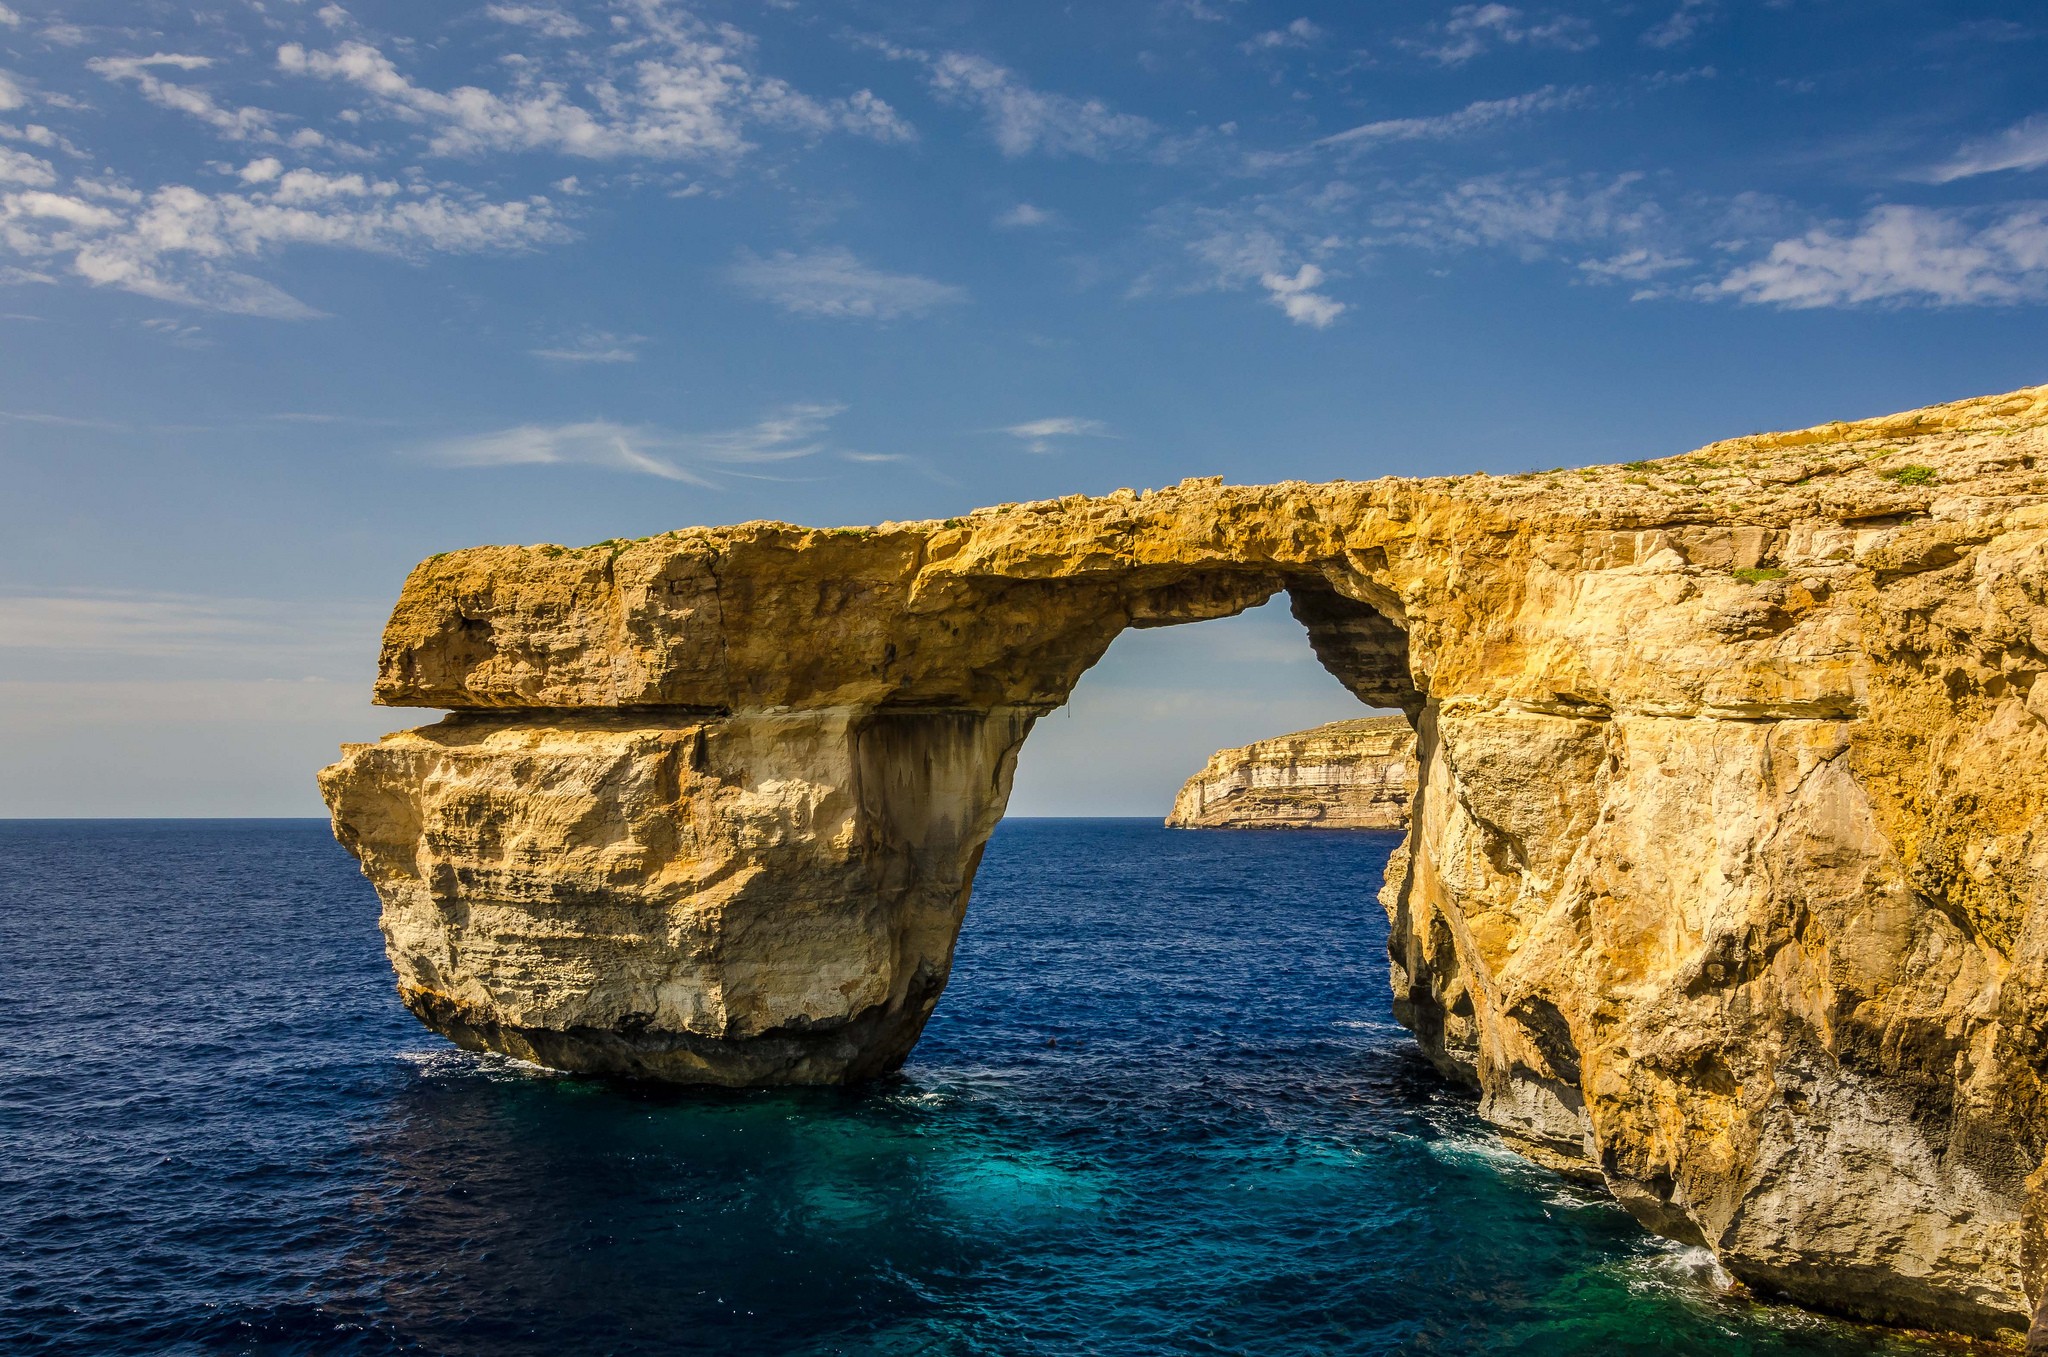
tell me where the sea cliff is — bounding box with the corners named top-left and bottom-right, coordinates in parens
top-left (1166, 715), bottom-right (1416, 829)
top-left (324, 382), bottom-right (2048, 1342)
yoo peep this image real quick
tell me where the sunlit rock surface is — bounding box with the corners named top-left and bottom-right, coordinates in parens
top-left (324, 382), bottom-right (2048, 1341)
top-left (1166, 715), bottom-right (1416, 830)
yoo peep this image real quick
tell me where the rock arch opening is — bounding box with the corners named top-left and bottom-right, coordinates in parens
top-left (838, 568), bottom-right (1425, 1084)
top-left (1005, 586), bottom-right (1407, 819)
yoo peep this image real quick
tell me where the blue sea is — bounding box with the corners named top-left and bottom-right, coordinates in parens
top-left (1, 819), bottom-right (1946, 1355)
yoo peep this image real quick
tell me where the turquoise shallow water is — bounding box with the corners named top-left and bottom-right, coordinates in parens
top-left (0, 818), bottom-right (1953, 1354)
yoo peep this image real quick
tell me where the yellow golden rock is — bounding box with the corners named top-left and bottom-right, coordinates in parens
top-left (324, 382), bottom-right (2048, 1340)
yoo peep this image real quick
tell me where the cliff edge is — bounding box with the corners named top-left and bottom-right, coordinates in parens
top-left (1166, 715), bottom-right (1416, 829)
top-left (324, 381), bottom-right (2048, 1342)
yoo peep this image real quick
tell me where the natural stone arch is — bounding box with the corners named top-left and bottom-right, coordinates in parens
top-left (330, 554), bottom-right (1421, 1087)
top-left (325, 384), bottom-right (2048, 1339)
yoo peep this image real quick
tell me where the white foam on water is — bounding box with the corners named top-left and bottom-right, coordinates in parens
top-left (1423, 1130), bottom-right (1548, 1175)
top-left (394, 1047), bottom-right (560, 1082)
top-left (1623, 1243), bottom-right (1736, 1297)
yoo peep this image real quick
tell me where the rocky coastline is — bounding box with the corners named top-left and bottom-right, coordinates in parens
top-left (325, 382), bottom-right (2048, 1343)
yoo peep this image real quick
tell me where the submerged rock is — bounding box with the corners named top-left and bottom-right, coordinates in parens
top-left (324, 382), bottom-right (2048, 1340)
top-left (1166, 714), bottom-right (1417, 830)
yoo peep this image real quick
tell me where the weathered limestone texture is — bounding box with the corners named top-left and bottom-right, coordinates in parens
top-left (1166, 714), bottom-right (1416, 829)
top-left (325, 383), bottom-right (2048, 1341)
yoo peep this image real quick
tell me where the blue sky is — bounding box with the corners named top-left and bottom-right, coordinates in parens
top-left (2, 0), bottom-right (2046, 815)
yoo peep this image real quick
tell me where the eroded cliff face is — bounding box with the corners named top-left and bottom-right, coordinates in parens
top-left (322, 709), bottom-right (1030, 1084)
top-left (1166, 715), bottom-right (1417, 829)
top-left (324, 382), bottom-right (2048, 1341)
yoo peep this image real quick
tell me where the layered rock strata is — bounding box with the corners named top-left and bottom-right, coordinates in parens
top-left (1166, 714), bottom-right (1417, 829)
top-left (324, 382), bottom-right (2048, 1342)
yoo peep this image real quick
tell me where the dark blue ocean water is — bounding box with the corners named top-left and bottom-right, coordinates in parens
top-left (0, 819), bottom-right (1941, 1356)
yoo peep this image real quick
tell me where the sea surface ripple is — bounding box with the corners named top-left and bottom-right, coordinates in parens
top-left (0, 819), bottom-right (1942, 1354)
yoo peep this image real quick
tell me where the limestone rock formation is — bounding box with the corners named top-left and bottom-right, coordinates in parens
top-left (324, 382), bottom-right (2048, 1342)
top-left (1166, 715), bottom-right (1417, 829)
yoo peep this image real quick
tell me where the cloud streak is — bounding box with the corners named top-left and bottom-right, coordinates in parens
top-left (730, 247), bottom-right (966, 319)
top-left (1927, 114), bottom-right (2048, 183)
top-left (1316, 87), bottom-right (1584, 150)
top-left (1243, 19), bottom-right (1323, 53)
top-left (1002, 416), bottom-right (1110, 453)
top-left (0, 589), bottom-right (380, 673)
top-left (421, 402), bottom-right (848, 482)
top-left (995, 203), bottom-right (1054, 228)
top-left (882, 45), bottom-right (1156, 159)
top-left (530, 329), bottom-right (645, 363)
top-left (1641, 0), bottom-right (1714, 49)
top-left (89, 54), bottom-right (278, 142)
top-left (1366, 171), bottom-right (1663, 254)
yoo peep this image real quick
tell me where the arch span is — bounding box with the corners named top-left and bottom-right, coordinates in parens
top-left (327, 544), bottom-right (1422, 1089)
top-left (325, 383), bottom-right (2048, 1339)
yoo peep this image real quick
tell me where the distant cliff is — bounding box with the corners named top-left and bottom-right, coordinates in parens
top-left (1166, 716), bottom-right (1416, 829)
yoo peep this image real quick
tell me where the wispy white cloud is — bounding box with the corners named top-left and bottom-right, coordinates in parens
top-left (262, 411), bottom-right (410, 425)
top-left (278, 17), bottom-right (911, 162)
top-left (1707, 204), bottom-right (2048, 308)
top-left (1169, 0), bottom-right (1244, 20)
top-left (996, 202), bottom-right (1054, 228)
top-left (0, 6), bottom-right (19, 27)
top-left (1642, 0), bottom-right (1713, 49)
top-left (1412, 4), bottom-right (1597, 65)
top-left (1366, 171), bottom-right (1663, 255)
top-left (0, 168), bottom-right (568, 317)
top-left (0, 121), bottom-right (85, 157)
top-left (483, 4), bottom-right (587, 39)
top-left (1138, 181), bottom-right (1360, 328)
top-left (1243, 19), bottom-right (1323, 53)
top-left (1926, 114), bottom-right (2048, 183)
top-left (530, 329), bottom-right (645, 363)
top-left (1577, 247), bottom-right (1694, 282)
top-left (0, 589), bottom-right (379, 669)
top-left (838, 89), bottom-right (917, 143)
top-left (1144, 168), bottom-right (1690, 324)
top-left (421, 402), bottom-right (846, 482)
top-left (730, 246), bottom-right (966, 319)
top-left (1259, 263), bottom-right (1345, 326)
top-left (0, 6), bottom-right (937, 315)
top-left (0, 592), bottom-right (278, 654)
top-left (1002, 416), bottom-right (1110, 453)
top-left (89, 54), bottom-right (280, 142)
top-left (140, 315), bottom-right (210, 347)
top-left (1316, 86), bottom-right (1584, 149)
top-left (888, 47), bottom-right (1155, 159)
top-left (0, 408), bottom-right (129, 430)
